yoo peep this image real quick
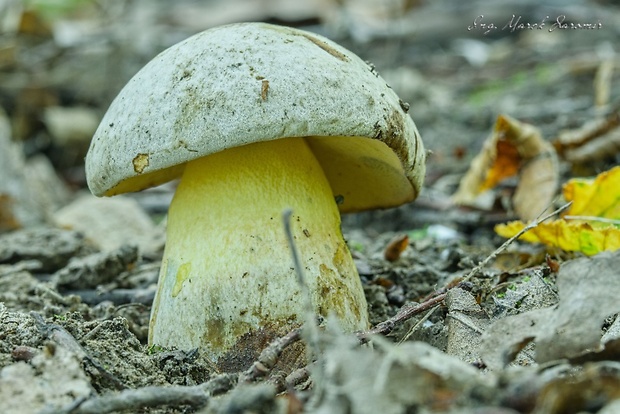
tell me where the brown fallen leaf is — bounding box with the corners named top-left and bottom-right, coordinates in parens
top-left (553, 109), bottom-right (620, 165)
top-left (453, 114), bottom-right (558, 221)
top-left (554, 111), bottom-right (620, 153)
top-left (564, 128), bottom-right (620, 164)
top-left (545, 254), bottom-right (560, 273)
top-left (383, 234), bottom-right (409, 262)
top-left (535, 362), bottom-right (620, 414)
top-left (568, 337), bottom-right (620, 365)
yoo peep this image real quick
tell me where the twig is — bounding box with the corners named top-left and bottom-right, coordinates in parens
top-left (356, 292), bottom-right (448, 344)
top-left (563, 215), bottom-right (620, 225)
top-left (239, 327), bottom-right (303, 383)
top-left (282, 209), bottom-right (321, 362)
top-left (53, 374), bottom-right (238, 414)
top-left (285, 365), bottom-right (311, 390)
top-left (66, 385), bottom-right (210, 414)
top-left (282, 208), bottom-right (326, 407)
top-left (462, 201), bottom-right (572, 282)
top-left (398, 305), bottom-right (438, 344)
top-left (421, 279), bottom-right (472, 303)
top-left (31, 312), bottom-right (126, 390)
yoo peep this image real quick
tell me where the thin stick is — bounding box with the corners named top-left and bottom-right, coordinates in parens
top-left (282, 208), bottom-right (327, 408)
top-left (398, 305), bottom-right (438, 344)
top-left (64, 385), bottom-right (210, 414)
top-left (31, 312), bottom-right (126, 390)
top-left (462, 201), bottom-right (572, 282)
top-left (563, 215), bottom-right (620, 225)
top-left (356, 292), bottom-right (447, 344)
top-left (281, 209), bottom-right (321, 363)
top-left (285, 365), bottom-right (311, 389)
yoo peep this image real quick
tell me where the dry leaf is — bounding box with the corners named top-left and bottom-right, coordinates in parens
top-left (553, 110), bottom-right (620, 165)
top-left (554, 111), bottom-right (620, 153)
top-left (495, 166), bottom-right (620, 256)
top-left (481, 250), bottom-right (620, 368)
top-left (383, 234), bottom-right (409, 262)
top-left (453, 114), bottom-right (558, 221)
top-left (545, 254), bottom-right (560, 273)
top-left (563, 129), bottom-right (620, 164)
top-left (314, 328), bottom-right (494, 414)
top-left (535, 362), bottom-right (620, 413)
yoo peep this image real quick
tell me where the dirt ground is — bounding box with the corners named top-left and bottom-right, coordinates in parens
top-left (1, 0), bottom-right (620, 413)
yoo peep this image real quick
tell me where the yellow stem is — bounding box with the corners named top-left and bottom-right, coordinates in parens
top-left (149, 137), bottom-right (368, 361)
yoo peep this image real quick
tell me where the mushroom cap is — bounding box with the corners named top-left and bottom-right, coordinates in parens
top-left (86, 22), bottom-right (425, 212)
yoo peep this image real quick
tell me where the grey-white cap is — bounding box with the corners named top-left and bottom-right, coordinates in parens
top-left (85, 22), bottom-right (425, 212)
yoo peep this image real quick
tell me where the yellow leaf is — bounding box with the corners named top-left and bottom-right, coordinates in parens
top-left (495, 220), bottom-right (620, 256)
top-left (495, 166), bottom-right (620, 256)
top-left (563, 165), bottom-right (620, 218)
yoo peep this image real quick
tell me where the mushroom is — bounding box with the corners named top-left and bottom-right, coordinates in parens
top-left (85, 23), bottom-right (425, 368)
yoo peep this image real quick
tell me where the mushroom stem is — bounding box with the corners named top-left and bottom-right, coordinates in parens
top-left (148, 137), bottom-right (369, 365)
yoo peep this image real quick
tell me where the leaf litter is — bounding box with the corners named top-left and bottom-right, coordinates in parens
top-left (481, 250), bottom-right (620, 369)
top-left (2, 214), bottom-right (620, 413)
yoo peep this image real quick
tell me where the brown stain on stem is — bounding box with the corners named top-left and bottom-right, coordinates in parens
top-left (214, 322), bottom-right (305, 373)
